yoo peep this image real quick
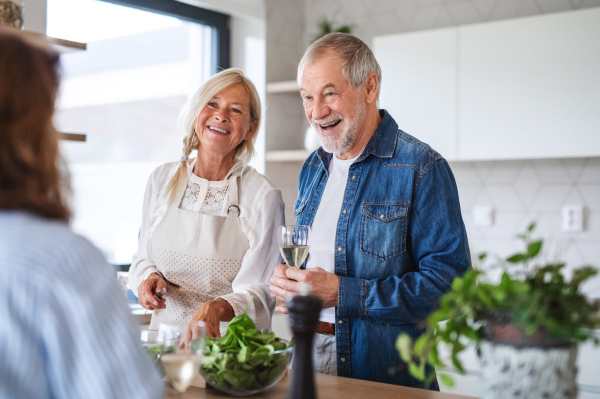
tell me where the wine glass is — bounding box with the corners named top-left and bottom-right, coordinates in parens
top-left (160, 322), bottom-right (205, 394)
top-left (278, 225), bottom-right (311, 270)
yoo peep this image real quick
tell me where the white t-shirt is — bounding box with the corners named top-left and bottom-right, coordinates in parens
top-left (306, 154), bottom-right (358, 323)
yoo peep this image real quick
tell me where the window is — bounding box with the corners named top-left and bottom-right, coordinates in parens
top-left (47, 0), bottom-right (229, 266)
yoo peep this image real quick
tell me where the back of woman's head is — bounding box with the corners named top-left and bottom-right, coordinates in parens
top-left (0, 27), bottom-right (70, 221)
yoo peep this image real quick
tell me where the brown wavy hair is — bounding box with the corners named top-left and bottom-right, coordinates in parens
top-left (0, 27), bottom-right (70, 221)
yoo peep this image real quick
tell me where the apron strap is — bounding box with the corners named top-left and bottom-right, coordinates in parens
top-left (227, 174), bottom-right (241, 217)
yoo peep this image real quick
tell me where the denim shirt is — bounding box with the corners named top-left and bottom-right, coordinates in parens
top-left (295, 110), bottom-right (470, 387)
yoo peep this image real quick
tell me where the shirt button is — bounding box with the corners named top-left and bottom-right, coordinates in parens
top-left (342, 209), bottom-right (347, 214)
top-left (385, 323), bottom-right (390, 326)
top-left (338, 320), bottom-right (344, 324)
top-left (341, 358), bottom-right (347, 363)
top-left (380, 214), bottom-right (385, 219)
top-left (338, 246), bottom-right (343, 252)
top-left (352, 175), bottom-right (357, 180)
top-left (310, 208), bottom-right (314, 212)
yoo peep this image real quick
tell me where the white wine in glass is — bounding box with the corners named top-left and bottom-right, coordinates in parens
top-left (161, 352), bottom-right (199, 393)
top-left (278, 225), bottom-right (311, 270)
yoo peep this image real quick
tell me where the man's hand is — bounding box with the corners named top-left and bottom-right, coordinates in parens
top-left (269, 264), bottom-right (339, 313)
top-left (137, 273), bottom-right (167, 310)
top-left (184, 298), bottom-right (235, 344)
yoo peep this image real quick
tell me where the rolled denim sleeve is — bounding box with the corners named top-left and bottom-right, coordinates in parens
top-left (337, 159), bottom-right (470, 323)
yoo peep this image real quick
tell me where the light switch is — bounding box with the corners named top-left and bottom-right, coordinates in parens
top-left (562, 205), bottom-right (584, 232)
top-left (473, 206), bottom-right (494, 227)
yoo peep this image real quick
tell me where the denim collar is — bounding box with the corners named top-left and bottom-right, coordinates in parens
top-left (316, 109), bottom-right (398, 170)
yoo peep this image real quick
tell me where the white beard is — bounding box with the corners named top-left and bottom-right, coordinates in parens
top-left (312, 99), bottom-right (366, 154)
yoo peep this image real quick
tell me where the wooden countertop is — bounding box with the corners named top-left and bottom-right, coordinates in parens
top-left (167, 373), bottom-right (476, 399)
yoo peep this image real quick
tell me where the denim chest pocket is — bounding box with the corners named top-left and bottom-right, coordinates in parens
top-left (361, 202), bottom-right (409, 260)
top-left (294, 197), bottom-right (308, 216)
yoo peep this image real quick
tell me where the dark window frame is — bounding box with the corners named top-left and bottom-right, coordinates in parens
top-left (100, 0), bottom-right (230, 73)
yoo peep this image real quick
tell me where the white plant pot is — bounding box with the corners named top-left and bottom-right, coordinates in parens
top-left (304, 126), bottom-right (321, 152)
top-left (479, 340), bottom-right (578, 399)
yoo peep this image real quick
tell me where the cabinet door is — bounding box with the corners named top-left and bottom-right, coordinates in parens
top-left (374, 28), bottom-right (458, 160)
top-left (459, 8), bottom-right (600, 160)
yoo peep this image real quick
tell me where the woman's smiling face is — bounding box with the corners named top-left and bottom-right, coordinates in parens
top-left (195, 84), bottom-right (256, 159)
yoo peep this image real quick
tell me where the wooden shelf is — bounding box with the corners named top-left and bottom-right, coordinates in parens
top-left (47, 36), bottom-right (86, 53)
top-left (22, 30), bottom-right (87, 53)
top-left (266, 80), bottom-right (299, 93)
top-left (265, 149), bottom-right (309, 162)
top-left (58, 132), bottom-right (86, 142)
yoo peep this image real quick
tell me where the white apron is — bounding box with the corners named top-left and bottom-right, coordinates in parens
top-left (148, 166), bottom-right (249, 330)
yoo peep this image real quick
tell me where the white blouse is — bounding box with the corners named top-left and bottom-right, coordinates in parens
top-left (128, 161), bottom-right (284, 330)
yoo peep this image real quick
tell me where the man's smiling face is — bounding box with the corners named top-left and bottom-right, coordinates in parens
top-left (300, 50), bottom-right (367, 155)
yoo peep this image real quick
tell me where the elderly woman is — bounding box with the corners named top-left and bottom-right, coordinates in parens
top-left (129, 68), bottom-right (284, 339)
top-left (0, 27), bottom-right (163, 398)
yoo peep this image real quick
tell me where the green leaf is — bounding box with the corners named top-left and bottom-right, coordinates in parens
top-left (451, 353), bottom-right (464, 373)
top-left (396, 334), bottom-right (413, 362)
top-left (440, 373), bottom-right (455, 387)
top-left (428, 344), bottom-right (440, 366)
top-left (527, 240), bottom-right (542, 258)
top-left (409, 362), bottom-right (425, 380)
top-left (413, 335), bottom-right (429, 356)
top-left (506, 253), bottom-right (526, 263)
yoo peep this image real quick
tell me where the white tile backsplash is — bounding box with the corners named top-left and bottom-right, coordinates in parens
top-left (533, 159), bottom-right (573, 183)
top-left (530, 185), bottom-right (572, 212)
top-left (582, 0), bottom-right (600, 8)
top-left (450, 162), bottom-right (482, 184)
top-left (519, 0), bottom-right (543, 16)
top-left (447, 2), bottom-right (482, 25)
top-left (486, 160), bottom-right (523, 183)
top-left (537, 0), bottom-right (575, 13)
top-left (489, 0), bottom-right (524, 20)
top-left (473, 0), bottom-right (497, 18)
top-left (411, 6), bottom-right (442, 30)
top-left (578, 158), bottom-right (600, 182)
top-left (485, 185), bottom-right (525, 211)
top-left (575, 185), bottom-right (600, 208)
top-left (562, 158), bottom-right (587, 181)
top-left (513, 163), bottom-right (542, 205)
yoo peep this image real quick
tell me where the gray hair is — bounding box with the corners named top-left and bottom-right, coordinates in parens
top-left (297, 33), bottom-right (382, 101)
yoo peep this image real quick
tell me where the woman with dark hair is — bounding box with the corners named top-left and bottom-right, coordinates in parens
top-left (0, 27), bottom-right (164, 399)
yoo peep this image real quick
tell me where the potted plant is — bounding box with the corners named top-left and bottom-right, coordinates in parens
top-left (397, 222), bottom-right (600, 398)
top-left (313, 17), bottom-right (353, 42)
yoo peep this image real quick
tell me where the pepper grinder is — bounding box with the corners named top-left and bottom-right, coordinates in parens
top-left (287, 287), bottom-right (323, 399)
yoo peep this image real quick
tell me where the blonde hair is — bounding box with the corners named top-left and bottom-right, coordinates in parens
top-left (0, 27), bottom-right (70, 221)
top-left (165, 68), bottom-right (261, 205)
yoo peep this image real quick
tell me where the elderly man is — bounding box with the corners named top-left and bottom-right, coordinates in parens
top-left (269, 33), bottom-right (470, 388)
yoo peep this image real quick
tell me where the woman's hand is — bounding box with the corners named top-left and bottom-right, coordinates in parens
top-left (184, 299), bottom-right (235, 344)
top-left (137, 273), bottom-right (167, 310)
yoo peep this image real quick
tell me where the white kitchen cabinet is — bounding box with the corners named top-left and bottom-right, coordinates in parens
top-left (459, 8), bottom-right (600, 160)
top-left (373, 28), bottom-right (458, 161)
top-left (374, 7), bottom-right (600, 161)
